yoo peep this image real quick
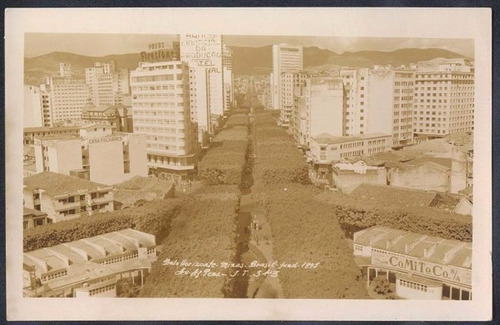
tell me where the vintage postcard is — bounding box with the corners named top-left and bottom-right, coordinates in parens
top-left (5, 7), bottom-right (492, 321)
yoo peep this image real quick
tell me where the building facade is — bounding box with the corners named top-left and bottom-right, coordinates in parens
top-left (45, 75), bottom-right (90, 125)
top-left (130, 60), bottom-right (197, 178)
top-left (23, 229), bottom-right (157, 298)
top-left (23, 172), bottom-right (114, 223)
top-left (24, 85), bottom-right (44, 128)
top-left (353, 226), bottom-right (472, 300)
top-left (309, 132), bottom-right (393, 163)
top-left (33, 126), bottom-right (148, 185)
top-left (414, 59), bottom-right (474, 136)
top-left (180, 34), bottom-right (224, 136)
top-left (271, 44), bottom-right (303, 122)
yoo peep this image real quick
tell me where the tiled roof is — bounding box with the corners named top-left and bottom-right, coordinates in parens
top-left (24, 172), bottom-right (111, 197)
top-left (349, 183), bottom-right (438, 208)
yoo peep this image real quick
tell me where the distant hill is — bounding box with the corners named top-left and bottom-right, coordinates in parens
top-left (231, 46), bottom-right (467, 75)
top-left (24, 47), bottom-right (468, 85)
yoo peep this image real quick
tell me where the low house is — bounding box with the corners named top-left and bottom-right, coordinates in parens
top-left (23, 207), bottom-right (50, 229)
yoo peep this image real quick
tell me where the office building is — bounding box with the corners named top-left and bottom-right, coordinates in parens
top-left (130, 60), bottom-right (196, 178)
top-left (43, 74), bottom-right (90, 125)
top-left (353, 226), bottom-right (471, 300)
top-left (271, 44), bottom-right (303, 125)
top-left (341, 68), bottom-right (369, 136)
top-left (23, 172), bottom-right (114, 223)
top-left (23, 228), bottom-right (157, 297)
top-left (280, 71), bottom-right (308, 127)
top-left (414, 59), bottom-right (474, 136)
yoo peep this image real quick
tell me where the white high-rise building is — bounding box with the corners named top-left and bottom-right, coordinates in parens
top-left (366, 67), bottom-right (415, 147)
top-left (180, 34), bottom-right (224, 137)
top-left (414, 58), bottom-right (474, 136)
top-left (271, 44), bottom-right (303, 124)
top-left (45, 75), bottom-right (89, 125)
top-left (341, 68), bottom-right (369, 136)
top-left (24, 85), bottom-right (43, 128)
top-left (130, 61), bottom-right (196, 178)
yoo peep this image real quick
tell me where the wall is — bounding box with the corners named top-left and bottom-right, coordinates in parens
top-left (310, 80), bottom-right (344, 137)
top-left (333, 168), bottom-right (387, 194)
top-left (89, 137), bottom-right (124, 185)
top-left (390, 164), bottom-right (450, 192)
top-left (450, 149), bottom-right (467, 194)
top-left (53, 140), bottom-right (84, 175)
top-left (395, 280), bottom-right (442, 300)
top-left (367, 70), bottom-right (393, 135)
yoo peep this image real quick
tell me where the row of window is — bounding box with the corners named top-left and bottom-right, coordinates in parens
top-left (399, 279), bottom-right (428, 292)
top-left (89, 284), bottom-right (116, 296)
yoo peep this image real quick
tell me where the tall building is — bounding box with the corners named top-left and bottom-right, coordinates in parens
top-left (44, 75), bottom-right (90, 125)
top-left (341, 68), bottom-right (369, 136)
top-left (24, 85), bottom-right (43, 128)
top-left (130, 60), bottom-right (197, 179)
top-left (222, 43), bottom-right (234, 112)
top-left (85, 62), bottom-right (130, 107)
top-left (180, 34), bottom-right (224, 136)
top-left (367, 67), bottom-right (415, 147)
top-left (414, 59), bottom-right (474, 136)
top-left (39, 84), bottom-right (52, 127)
top-left (271, 43), bottom-right (303, 124)
top-left (280, 71), bottom-right (308, 127)
top-left (59, 63), bottom-right (72, 77)
top-left (291, 75), bottom-right (344, 147)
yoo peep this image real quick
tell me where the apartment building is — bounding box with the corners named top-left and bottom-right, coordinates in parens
top-left (222, 43), bottom-right (234, 112)
top-left (85, 62), bottom-right (130, 107)
top-left (130, 60), bottom-right (197, 178)
top-left (24, 85), bottom-right (44, 128)
top-left (23, 172), bottom-right (114, 223)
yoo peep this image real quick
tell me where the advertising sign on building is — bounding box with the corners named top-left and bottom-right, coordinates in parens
top-left (372, 250), bottom-right (472, 286)
top-left (180, 34), bottom-right (222, 73)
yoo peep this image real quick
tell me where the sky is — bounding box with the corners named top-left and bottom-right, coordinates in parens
top-left (24, 33), bottom-right (474, 58)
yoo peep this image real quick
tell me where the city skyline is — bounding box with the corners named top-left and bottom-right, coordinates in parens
top-left (25, 33), bottom-right (474, 58)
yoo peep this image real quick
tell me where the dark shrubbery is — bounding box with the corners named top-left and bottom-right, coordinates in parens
top-left (197, 140), bottom-right (248, 185)
top-left (257, 184), bottom-right (370, 299)
top-left (253, 113), bottom-right (310, 185)
top-left (23, 199), bottom-right (183, 252)
top-left (314, 192), bottom-right (472, 241)
top-left (138, 186), bottom-right (239, 298)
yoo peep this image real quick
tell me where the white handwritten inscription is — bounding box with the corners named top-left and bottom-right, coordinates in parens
top-left (162, 258), bottom-right (320, 278)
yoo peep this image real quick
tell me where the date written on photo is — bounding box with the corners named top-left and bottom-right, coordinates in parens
top-left (162, 258), bottom-right (320, 278)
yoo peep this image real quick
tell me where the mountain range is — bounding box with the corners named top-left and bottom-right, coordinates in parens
top-left (24, 46), bottom-right (467, 84)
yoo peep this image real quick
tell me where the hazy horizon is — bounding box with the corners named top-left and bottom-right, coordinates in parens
top-left (25, 33), bottom-right (474, 58)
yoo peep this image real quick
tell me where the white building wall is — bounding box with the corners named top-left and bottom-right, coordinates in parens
top-left (24, 85), bottom-right (43, 128)
top-left (310, 78), bottom-right (344, 138)
top-left (88, 136), bottom-right (126, 185)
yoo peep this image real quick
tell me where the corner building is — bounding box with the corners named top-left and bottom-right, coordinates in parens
top-left (130, 61), bottom-right (196, 179)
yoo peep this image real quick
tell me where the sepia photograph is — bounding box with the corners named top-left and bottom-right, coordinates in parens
top-left (5, 7), bottom-right (492, 321)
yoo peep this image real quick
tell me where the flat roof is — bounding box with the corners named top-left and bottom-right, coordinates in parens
top-left (349, 183), bottom-right (439, 208)
top-left (24, 172), bottom-right (110, 197)
top-left (354, 226), bottom-right (471, 269)
top-left (313, 133), bottom-right (391, 145)
top-left (24, 126), bottom-right (80, 133)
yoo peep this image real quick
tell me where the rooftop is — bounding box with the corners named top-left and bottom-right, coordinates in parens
top-left (313, 133), bottom-right (391, 145)
top-left (354, 226), bottom-right (472, 269)
top-left (24, 172), bottom-right (111, 197)
top-left (24, 126), bottom-right (80, 133)
top-left (349, 183), bottom-right (438, 208)
top-left (23, 229), bottom-right (156, 284)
